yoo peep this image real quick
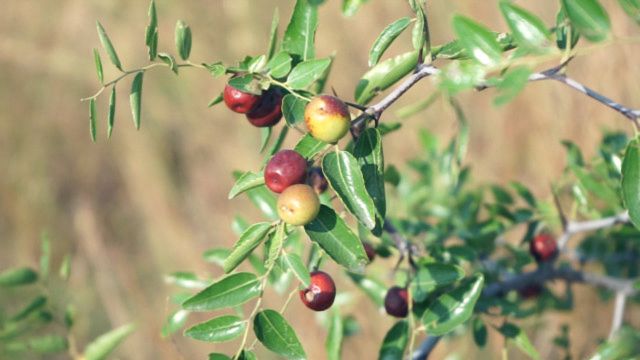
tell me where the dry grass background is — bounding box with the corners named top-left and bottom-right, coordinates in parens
top-left (1, 0), bottom-right (639, 359)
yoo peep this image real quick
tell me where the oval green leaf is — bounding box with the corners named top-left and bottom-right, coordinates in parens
top-left (368, 17), bottom-right (411, 67)
top-left (93, 49), bottom-right (103, 84)
top-left (161, 309), bottom-right (189, 338)
top-left (282, 94), bottom-right (308, 127)
top-left (184, 315), bottom-right (246, 343)
top-left (556, 8), bottom-right (580, 50)
top-left (182, 272), bottom-right (261, 311)
top-left (253, 310), bottom-right (306, 359)
top-left (267, 51), bottom-right (293, 78)
top-left (499, 2), bottom-right (550, 49)
top-left (353, 128), bottom-right (386, 235)
top-left (322, 150), bottom-right (377, 230)
top-left (287, 58), bottom-right (332, 90)
top-left (129, 72), bottom-right (143, 130)
top-left (304, 205), bottom-right (369, 271)
top-left (107, 86), bottom-right (116, 139)
top-left (561, 0), bottom-right (611, 42)
top-left (282, 0), bottom-right (318, 61)
top-left (89, 98), bottom-right (97, 142)
top-left (421, 274), bottom-right (484, 336)
top-left (411, 263), bottom-right (465, 302)
top-left (378, 320), bottom-right (409, 360)
top-left (84, 324), bottom-right (135, 360)
top-left (0, 267), bottom-right (38, 287)
top-left (294, 133), bottom-right (328, 159)
top-left (228, 171), bottom-right (265, 199)
top-left (282, 252), bottom-right (311, 287)
top-left (145, 0), bottom-right (158, 60)
top-left (326, 310), bottom-right (343, 360)
top-left (96, 21), bottom-right (122, 71)
top-left (175, 20), bottom-right (192, 60)
top-left (223, 222), bottom-right (272, 273)
top-left (267, 9), bottom-right (280, 59)
top-left (452, 15), bottom-right (502, 66)
top-left (622, 138), bottom-right (640, 229)
top-left (355, 51), bottom-right (419, 105)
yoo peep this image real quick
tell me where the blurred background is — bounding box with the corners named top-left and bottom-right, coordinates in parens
top-left (1, 0), bottom-right (639, 358)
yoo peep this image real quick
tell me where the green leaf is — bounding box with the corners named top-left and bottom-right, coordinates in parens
top-left (322, 150), bottom-right (377, 229)
top-left (499, 2), bottom-right (550, 49)
top-left (267, 51), bottom-right (293, 78)
top-left (412, 6), bottom-right (428, 52)
top-left (421, 274), bottom-right (484, 336)
top-left (89, 98), bottom-right (97, 142)
top-left (129, 72), bottom-right (143, 130)
top-left (228, 171), bottom-right (265, 199)
top-left (378, 320), bottom-right (409, 360)
top-left (556, 8), bottom-right (580, 50)
top-left (452, 15), bottom-right (502, 66)
top-left (510, 181), bottom-right (536, 207)
top-left (161, 309), bottom-right (189, 338)
top-left (353, 128), bottom-right (386, 235)
top-left (267, 8), bottom-right (280, 59)
top-left (158, 52), bottom-right (178, 74)
top-left (355, 51), bottom-right (419, 105)
top-left (96, 21), bottom-right (122, 71)
top-left (282, 94), bottom-right (308, 127)
top-left (145, 0), bottom-right (158, 60)
top-left (326, 310), bottom-right (343, 360)
top-left (411, 263), bottom-right (465, 302)
top-left (561, 0), bottom-right (611, 42)
top-left (622, 138), bottom-right (640, 229)
top-left (294, 133), bottom-right (328, 159)
top-left (253, 310), bottom-right (306, 359)
top-left (175, 20), bottom-right (192, 60)
top-left (223, 222), bottom-right (272, 273)
top-left (107, 87), bottom-right (116, 139)
top-left (84, 324), bottom-right (135, 360)
top-left (342, 0), bottom-right (369, 16)
top-left (265, 223), bottom-right (285, 270)
top-left (204, 62), bottom-right (226, 78)
top-left (243, 183), bottom-right (278, 220)
top-left (282, 0), bottom-right (318, 62)
top-left (368, 17), bottom-right (411, 67)
top-left (260, 127), bottom-right (272, 152)
top-left (93, 48), bottom-right (104, 84)
top-left (0, 267), bottom-right (38, 287)
top-left (287, 58), bottom-right (332, 90)
top-left (182, 272), bottom-right (261, 311)
top-left (348, 273), bottom-right (386, 306)
top-left (59, 255), bottom-right (71, 281)
top-left (209, 354), bottom-right (232, 360)
top-left (473, 317), bottom-right (487, 347)
top-left (11, 296), bottom-right (47, 322)
top-left (619, 0), bottom-right (640, 24)
top-left (184, 315), bottom-right (246, 343)
top-left (498, 323), bottom-right (540, 360)
top-left (304, 205), bottom-right (369, 271)
top-left (228, 74), bottom-right (261, 95)
top-left (282, 252), bottom-right (311, 287)
top-left (165, 272), bottom-right (209, 290)
top-left (208, 93), bottom-right (224, 108)
top-left (493, 66), bottom-right (532, 106)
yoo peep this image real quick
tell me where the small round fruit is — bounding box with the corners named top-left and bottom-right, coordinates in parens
top-left (363, 242), bottom-right (376, 262)
top-left (304, 95), bottom-right (351, 143)
top-left (529, 233), bottom-right (558, 263)
top-left (246, 89), bottom-right (283, 127)
top-left (307, 167), bottom-right (328, 194)
top-left (265, 150), bottom-right (308, 193)
top-left (299, 271), bottom-right (336, 311)
top-left (223, 84), bottom-right (260, 113)
top-left (277, 184), bottom-right (320, 226)
top-left (384, 287), bottom-right (408, 318)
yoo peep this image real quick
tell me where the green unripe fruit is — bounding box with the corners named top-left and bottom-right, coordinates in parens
top-left (304, 95), bottom-right (351, 143)
top-left (277, 184), bottom-right (320, 226)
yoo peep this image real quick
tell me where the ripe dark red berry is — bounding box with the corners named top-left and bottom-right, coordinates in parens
top-left (384, 287), bottom-right (408, 318)
top-left (299, 271), bottom-right (336, 311)
top-left (518, 284), bottom-right (543, 299)
top-left (246, 89), bottom-right (283, 127)
top-left (265, 150), bottom-right (308, 193)
top-left (363, 242), bottom-right (376, 262)
top-left (307, 167), bottom-right (328, 194)
top-left (529, 233), bottom-right (558, 263)
top-left (223, 84), bottom-right (260, 114)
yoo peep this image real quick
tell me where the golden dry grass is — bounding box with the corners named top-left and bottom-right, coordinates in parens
top-left (1, 0), bottom-right (639, 358)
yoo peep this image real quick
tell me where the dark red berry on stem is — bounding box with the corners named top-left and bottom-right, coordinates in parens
top-left (246, 89), bottom-right (283, 127)
top-left (529, 233), bottom-right (558, 263)
top-left (299, 271), bottom-right (336, 311)
top-left (384, 287), bottom-right (408, 318)
top-left (265, 150), bottom-right (308, 193)
top-left (307, 167), bottom-right (328, 194)
top-left (223, 84), bottom-right (260, 114)
top-left (363, 242), bottom-right (376, 262)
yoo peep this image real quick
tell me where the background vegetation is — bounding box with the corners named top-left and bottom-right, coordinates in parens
top-left (1, 0), bottom-right (639, 358)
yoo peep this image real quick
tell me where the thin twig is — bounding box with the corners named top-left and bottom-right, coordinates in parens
top-left (558, 211), bottom-right (629, 249)
top-left (609, 291), bottom-right (627, 340)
